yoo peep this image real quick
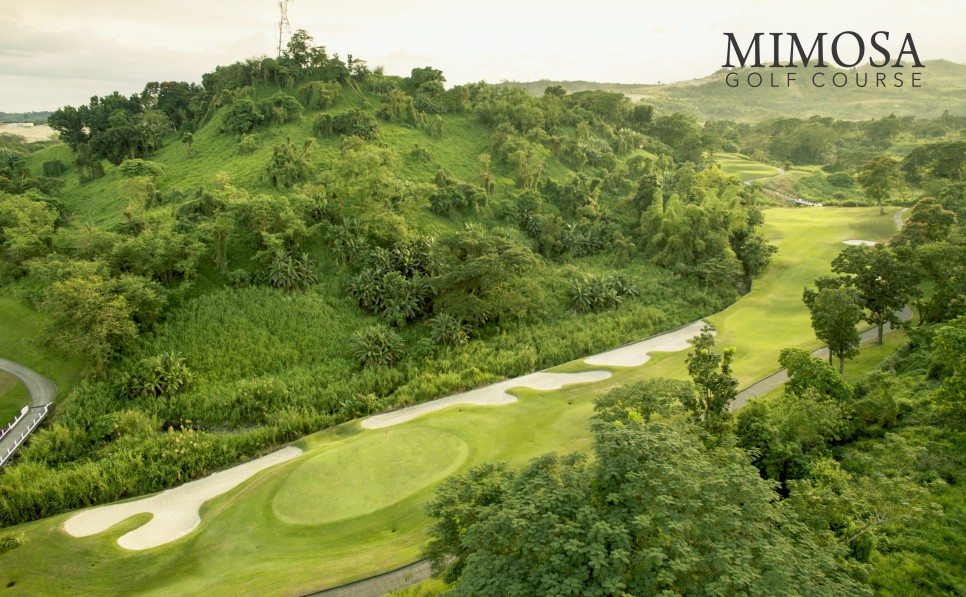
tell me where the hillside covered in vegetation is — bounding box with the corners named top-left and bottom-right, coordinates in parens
top-left (0, 30), bottom-right (778, 523)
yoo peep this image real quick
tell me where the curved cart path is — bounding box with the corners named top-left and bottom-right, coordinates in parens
top-left (732, 306), bottom-right (912, 410)
top-left (0, 358), bottom-right (57, 466)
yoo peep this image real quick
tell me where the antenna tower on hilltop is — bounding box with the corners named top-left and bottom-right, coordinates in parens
top-left (277, 0), bottom-right (292, 57)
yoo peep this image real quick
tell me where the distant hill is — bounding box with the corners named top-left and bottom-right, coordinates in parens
top-left (502, 60), bottom-right (966, 121)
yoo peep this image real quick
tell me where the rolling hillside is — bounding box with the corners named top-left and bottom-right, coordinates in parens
top-left (504, 60), bottom-right (966, 121)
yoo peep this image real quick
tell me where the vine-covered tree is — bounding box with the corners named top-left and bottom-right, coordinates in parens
top-left (432, 228), bottom-right (541, 326)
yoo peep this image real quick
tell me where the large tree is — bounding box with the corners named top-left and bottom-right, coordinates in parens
top-left (856, 156), bottom-right (899, 215)
top-left (802, 286), bottom-right (863, 373)
top-left (426, 417), bottom-right (865, 596)
top-left (779, 348), bottom-right (853, 402)
top-left (831, 245), bottom-right (920, 344)
top-left (913, 241), bottom-right (966, 323)
top-left (38, 276), bottom-right (138, 372)
top-left (893, 197), bottom-right (958, 247)
top-left (432, 227), bottom-right (541, 326)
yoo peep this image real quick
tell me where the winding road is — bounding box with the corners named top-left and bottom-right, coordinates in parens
top-left (0, 359), bottom-right (56, 466)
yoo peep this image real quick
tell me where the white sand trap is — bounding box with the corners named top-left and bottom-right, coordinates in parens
top-left (362, 370), bottom-right (612, 429)
top-left (584, 320), bottom-right (711, 368)
top-left (843, 239), bottom-right (878, 246)
top-left (63, 446), bottom-right (302, 550)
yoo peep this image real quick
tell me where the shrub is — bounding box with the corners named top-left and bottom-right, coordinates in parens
top-left (227, 268), bottom-right (252, 287)
top-left (429, 172), bottom-right (487, 216)
top-left (267, 251), bottom-right (318, 292)
top-left (299, 81), bottom-right (341, 110)
top-left (328, 109), bottom-right (379, 140)
top-left (237, 134), bottom-right (257, 154)
top-left (222, 98), bottom-right (263, 135)
top-left (124, 352), bottom-right (194, 399)
top-left (0, 532), bottom-right (26, 555)
top-left (369, 76), bottom-right (399, 96)
top-left (350, 324), bottom-right (406, 367)
top-left (312, 113), bottom-right (333, 137)
top-left (231, 378), bottom-right (290, 424)
top-left (427, 312), bottom-right (470, 346)
top-left (118, 159), bottom-right (165, 179)
top-left (42, 160), bottom-right (67, 177)
top-left (264, 138), bottom-right (314, 188)
top-left (827, 172), bottom-right (854, 188)
top-left (570, 273), bottom-right (638, 312)
top-left (258, 92), bottom-right (303, 125)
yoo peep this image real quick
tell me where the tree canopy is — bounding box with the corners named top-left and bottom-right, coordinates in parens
top-left (426, 413), bottom-right (865, 596)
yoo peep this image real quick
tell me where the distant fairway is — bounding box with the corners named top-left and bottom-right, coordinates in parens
top-left (0, 206), bottom-right (901, 596)
top-left (715, 152), bottom-right (780, 182)
top-left (273, 428), bottom-right (468, 525)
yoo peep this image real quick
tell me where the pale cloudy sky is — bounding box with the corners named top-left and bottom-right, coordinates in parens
top-left (1, 0), bottom-right (964, 112)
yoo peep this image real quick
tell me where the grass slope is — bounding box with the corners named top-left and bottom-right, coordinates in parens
top-left (0, 205), bottom-right (898, 596)
top-left (0, 373), bottom-right (27, 424)
top-left (0, 295), bottom-right (85, 404)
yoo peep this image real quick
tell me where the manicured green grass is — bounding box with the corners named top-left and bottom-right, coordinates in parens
top-left (841, 330), bottom-right (907, 383)
top-left (715, 152), bottom-right (780, 181)
top-left (0, 372), bottom-right (27, 424)
top-left (388, 578), bottom-right (451, 596)
top-left (708, 206), bottom-right (899, 386)
top-left (0, 206), bottom-right (899, 596)
top-left (751, 327), bottom-right (908, 404)
top-left (273, 428), bottom-right (469, 525)
top-left (0, 295), bottom-right (85, 404)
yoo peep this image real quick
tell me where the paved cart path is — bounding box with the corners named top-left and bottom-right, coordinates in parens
top-left (0, 358), bottom-right (57, 466)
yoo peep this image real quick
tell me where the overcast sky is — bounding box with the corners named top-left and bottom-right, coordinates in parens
top-left (1, 0), bottom-right (964, 112)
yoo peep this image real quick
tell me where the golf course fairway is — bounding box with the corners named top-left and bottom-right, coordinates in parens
top-left (0, 206), bottom-right (901, 596)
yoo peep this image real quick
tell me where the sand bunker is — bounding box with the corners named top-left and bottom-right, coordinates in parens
top-left (843, 239), bottom-right (878, 246)
top-left (364, 321), bottom-right (714, 429)
top-left (584, 320), bottom-right (711, 367)
top-left (63, 446), bottom-right (302, 550)
top-left (362, 370), bottom-right (612, 429)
